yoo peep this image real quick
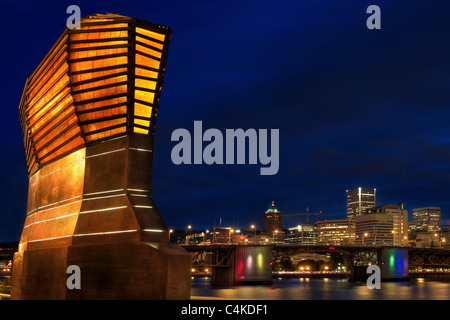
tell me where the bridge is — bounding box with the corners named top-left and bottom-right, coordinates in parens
top-left (0, 243), bottom-right (17, 262)
top-left (182, 244), bottom-right (450, 285)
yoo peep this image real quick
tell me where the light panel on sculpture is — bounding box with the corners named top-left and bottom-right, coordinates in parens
top-left (133, 27), bottom-right (166, 135)
top-left (69, 25), bottom-right (129, 143)
top-left (19, 15), bottom-right (171, 176)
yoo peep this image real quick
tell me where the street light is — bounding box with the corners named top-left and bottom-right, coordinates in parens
top-left (229, 228), bottom-right (234, 244)
top-left (434, 233), bottom-right (445, 248)
top-left (251, 224), bottom-right (256, 238)
top-left (363, 232), bottom-right (368, 245)
top-left (187, 225), bottom-right (192, 244)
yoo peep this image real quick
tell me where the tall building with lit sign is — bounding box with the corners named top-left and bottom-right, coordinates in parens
top-left (263, 201), bottom-right (284, 242)
top-left (346, 187), bottom-right (376, 221)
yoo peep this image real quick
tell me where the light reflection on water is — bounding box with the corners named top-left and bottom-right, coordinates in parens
top-left (191, 277), bottom-right (450, 300)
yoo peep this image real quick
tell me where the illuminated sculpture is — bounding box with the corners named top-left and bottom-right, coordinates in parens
top-left (12, 13), bottom-right (191, 299)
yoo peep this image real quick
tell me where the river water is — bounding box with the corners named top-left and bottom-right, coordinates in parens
top-left (191, 277), bottom-right (450, 300)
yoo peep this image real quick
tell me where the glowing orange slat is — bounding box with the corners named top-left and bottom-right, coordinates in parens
top-left (136, 36), bottom-right (164, 50)
top-left (37, 126), bottom-right (82, 159)
top-left (28, 50), bottom-right (68, 99)
top-left (71, 68), bottom-right (128, 83)
top-left (77, 96), bottom-right (127, 112)
top-left (136, 27), bottom-right (165, 42)
top-left (135, 54), bottom-right (160, 70)
top-left (28, 65), bottom-right (70, 112)
top-left (135, 44), bottom-right (162, 59)
top-left (32, 106), bottom-right (76, 142)
top-left (34, 114), bottom-right (79, 151)
top-left (72, 75), bottom-right (127, 92)
top-left (84, 118), bottom-right (126, 134)
top-left (70, 47), bottom-right (127, 60)
top-left (134, 102), bottom-right (152, 118)
top-left (42, 136), bottom-right (85, 164)
top-left (135, 78), bottom-right (157, 91)
top-left (134, 119), bottom-right (150, 128)
top-left (28, 86), bottom-right (72, 126)
top-left (71, 30), bottom-right (128, 41)
top-left (73, 84), bottom-right (127, 102)
top-left (78, 106), bottom-right (126, 122)
top-left (71, 40), bottom-right (128, 49)
top-left (133, 127), bottom-right (149, 135)
top-left (135, 68), bottom-right (158, 79)
top-left (135, 90), bottom-right (155, 104)
top-left (84, 23), bottom-right (128, 30)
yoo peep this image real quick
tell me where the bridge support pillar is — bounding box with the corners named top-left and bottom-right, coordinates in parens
top-left (379, 247), bottom-right (409, 281)
top-left (210, 246), bottom-right (273, 286)
top-left (211, 249), bottom-right (236, 286)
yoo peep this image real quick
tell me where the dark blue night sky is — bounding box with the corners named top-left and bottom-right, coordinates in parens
top-left (1, 0), bottom-right (450, 241)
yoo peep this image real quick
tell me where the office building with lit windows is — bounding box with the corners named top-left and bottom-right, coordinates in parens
top-left (346, 187), bottom-right (376, 221)
top-left (410, 207), bottom-right (441, 232)
top-left (363, 204), bottom-right (408, 246)
top-left (355, 213), bottom-right (394, 245)
top-left (208, 227), bottom-right (236, 244)
top-left (316, 219), bottom-right (355, 245)
top-left (12, 14), bottom-right (190, 300)
top-left (285, 223), bottom-right (317, 244)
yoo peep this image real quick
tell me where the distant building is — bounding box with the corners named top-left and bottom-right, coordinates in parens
top-left (407, 232), bottom-right (439, 248)
top-left (263, 201), bottom-right (283, 235)
top-left (363, 204), bottom-right (408, 246)
top-left (410, 207), bottom-right (441, 232)
top-left (346, 187), bottom-right (376, 221)
top-left (285, 223), bottom-right (317, 244)
top-left (185, 232), bottom-right (207, 245)
top-left (356, 213), bottom-right (394, 245)
top-left (208, 227), bottom-right (235, 244)
top-left (316, 219), bottom-right (355, 245)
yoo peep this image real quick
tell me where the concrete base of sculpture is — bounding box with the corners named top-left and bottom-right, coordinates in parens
top-left (11, 134), bottom-right (191, 300)
top-left (12, 241), bottom-right (191, 300)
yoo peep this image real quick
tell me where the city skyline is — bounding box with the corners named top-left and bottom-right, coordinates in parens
top-left (170, 190), bottom-right (446, 233)
top-left (2, 0), bottom-right (450, 242)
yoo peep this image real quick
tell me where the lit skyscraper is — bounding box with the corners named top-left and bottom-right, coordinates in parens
top-left (263, 201), bottom-right (282, 235)
top-left (346, 187), bottom-right (376, 221)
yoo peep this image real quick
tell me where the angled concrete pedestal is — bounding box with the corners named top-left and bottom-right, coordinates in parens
top-left (13, 242), bottom-right (190, 300)
top-left (12, 135), bottom-right (191, 299)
